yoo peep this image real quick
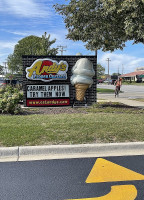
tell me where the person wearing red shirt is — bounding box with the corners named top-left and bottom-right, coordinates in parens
top-left (114, 78), bottom-right (122, 97)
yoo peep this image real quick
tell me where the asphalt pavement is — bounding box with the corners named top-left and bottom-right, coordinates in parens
top-left (97, 94), bottom-right (144, 108)
top-left (1, 156), bottom-right (144, 199)
top-left (97, 84), bottom-right (144, 108)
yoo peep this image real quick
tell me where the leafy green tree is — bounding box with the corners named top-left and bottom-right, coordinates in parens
top-left (112, 72), bottom-right (121, 76)
top-left (97, 64), bottom-right (105, 79)
top-left (7, 33), bottom-right (58, 73)
top-left (14, 35), bottom-right (42, 56)
top-left (7, 54), bottom-right (21, 73)
top-left (40, 32), bottom-right (58, 55)
top-left (54, 0), bottom-right (144, 51)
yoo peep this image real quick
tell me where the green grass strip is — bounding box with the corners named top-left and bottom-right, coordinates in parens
top-left (0, 110), bottom-right (144, 146)
top-left (97, 88), bottom-right (115, 93)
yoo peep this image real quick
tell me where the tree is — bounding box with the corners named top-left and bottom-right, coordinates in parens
top-left (0, 65), bottom-right (4, 75)
top-left (112, 72), bottom-right (121, 76)
top-left (54, 0), bottom-right (144, 51)
top-left (7, 54), bottom-right (21, 73)
top-left (97, 64), bottom-right (105, 79)
top-left (40, 32), bottom-right (58, 55)
top-left (7, 33), bottom-right (58, 73)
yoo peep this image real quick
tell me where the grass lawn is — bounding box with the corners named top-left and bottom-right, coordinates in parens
top-left (0, 102), bottom-right (144, 147)
top-left (97, 88), bottom-right (115, 93)
top-left (97, 88), bottom-right (123, 94)
top-left (122, 82), bottom-right (144, 86)
top-left (131, 98), bottom-right (144, 102)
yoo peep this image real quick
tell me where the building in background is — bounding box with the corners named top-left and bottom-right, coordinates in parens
top-left (121, 67), bottom-right (144, 82)
top-left (0, 75), bottom-right (5, 81)
top-left (135, 67), bottom-right (144, 71)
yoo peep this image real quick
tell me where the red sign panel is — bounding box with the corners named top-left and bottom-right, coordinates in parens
top-left (26, 98), bottom-right (70, 107)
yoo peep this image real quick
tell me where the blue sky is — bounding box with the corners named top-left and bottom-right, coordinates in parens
top-left (0, 0), bottom-right (144, 75)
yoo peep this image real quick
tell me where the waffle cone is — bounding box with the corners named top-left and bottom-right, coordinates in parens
top-left (75, 83), bottom-right (89, 101)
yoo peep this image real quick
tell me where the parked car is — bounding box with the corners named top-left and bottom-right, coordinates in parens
top-left (0, 80), bottom-right (6, 88)
top-left (103, 79), bottom-right (109, 84)
top-left (97, 79), bottom-right (105, 84)
top-left (108, 79), bottom-right (112, 85)
top-left (0, 79), bottom-right (22, 88)
top-left (104, 79), bottom-right (113, 85)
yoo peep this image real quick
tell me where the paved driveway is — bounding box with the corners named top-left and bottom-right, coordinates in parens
top-left (1, 156), bottom-right (144, 200)
top-left (97, 84), bottom-right (144, 99)
top-left (97, 84), bottom-right (144, 107)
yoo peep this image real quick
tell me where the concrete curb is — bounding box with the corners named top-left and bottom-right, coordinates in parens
top-left (0, 146), bottom-right (18, 157)
top-left (1, 142), bottom-right (144, 162)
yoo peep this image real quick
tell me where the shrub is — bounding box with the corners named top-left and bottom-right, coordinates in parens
top-left (0, 86), bottom-right (6, 97)
top-left (0, 85), bottom-right (23, 114)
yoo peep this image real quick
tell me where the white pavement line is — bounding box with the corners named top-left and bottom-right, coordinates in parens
top-left (1, 142), bottom-right (144, 162)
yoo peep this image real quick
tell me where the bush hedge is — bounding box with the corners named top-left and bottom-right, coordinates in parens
top-left (0, 85), bottom-right (23, 114)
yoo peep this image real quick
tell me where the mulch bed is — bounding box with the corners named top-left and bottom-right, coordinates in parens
top-left (1, 102), bottom-right (142, 115)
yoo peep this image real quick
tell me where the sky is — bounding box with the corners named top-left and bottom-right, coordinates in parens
top-left (0, 0), bottom-right (144, 75)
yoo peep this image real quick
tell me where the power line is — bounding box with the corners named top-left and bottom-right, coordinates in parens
top-left (57, 45), bottom-right (67, 55)
top-left (118, 66), bottom-right (119, 75)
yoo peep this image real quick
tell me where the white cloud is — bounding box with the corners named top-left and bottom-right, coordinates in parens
top-left (2, 30), bottom-right (29, 37)
top-left (0, 41), bottom-right (16, 50)
top-left (0, 0), bottom-right (51, 18)
top-left (0, 41), bottom-right (17, 65)
top-left (2, 28), bottom-right (67, 39)
top-left (98, 52), bottom-right (144, 74)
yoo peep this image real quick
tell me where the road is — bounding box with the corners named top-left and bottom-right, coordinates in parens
top-left (1, 156), bottom-right (144, 200)
top-left (97, 84), bottom-right (144, 99)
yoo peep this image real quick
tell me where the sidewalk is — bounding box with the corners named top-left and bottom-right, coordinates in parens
top-left (97, 93), bottom-right (144, 108)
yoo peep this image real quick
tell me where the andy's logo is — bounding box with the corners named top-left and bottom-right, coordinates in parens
top-left (26, 59), bottom-right (68, 82)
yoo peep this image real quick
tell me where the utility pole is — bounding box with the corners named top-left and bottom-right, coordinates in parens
top-left (57, 45), bottom-right (67, 55)
top-left (118, 66), bottom-right (119, 75)
top-left (122, 64), bottom-right (124, 74)
top-left (106, 58), bottom-right (111, 78)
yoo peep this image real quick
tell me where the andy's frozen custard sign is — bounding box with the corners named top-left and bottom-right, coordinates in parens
top-left (26, 58), bottom-right (68, 82)
top-left (25, 58), bottom-right (70, 107)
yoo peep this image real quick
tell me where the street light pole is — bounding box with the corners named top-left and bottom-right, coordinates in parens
top-left (106, 58), bottom-right (111, 78)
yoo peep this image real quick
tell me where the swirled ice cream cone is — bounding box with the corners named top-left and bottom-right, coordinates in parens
top-left (70, 58), bottom-right (95, 102)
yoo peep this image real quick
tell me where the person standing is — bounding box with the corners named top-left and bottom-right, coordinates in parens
top-left (114, 78), bottom-right (122, 97)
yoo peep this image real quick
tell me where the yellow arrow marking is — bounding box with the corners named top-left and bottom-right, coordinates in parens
top-left (86, 158), bottom-right (144, 183)
top-left (66, 185), bottom-right (137, 200)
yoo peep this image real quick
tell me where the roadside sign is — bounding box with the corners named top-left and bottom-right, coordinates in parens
top-left (139, 75), bottom-right (144, 78)
top-left (23, 55), bottom-right (97, 107)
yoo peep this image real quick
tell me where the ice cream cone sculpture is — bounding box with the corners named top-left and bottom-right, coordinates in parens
top-left (71, 58), bottom-right (95, 101)
top-left (75, 83), bottom-right (89, 101)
